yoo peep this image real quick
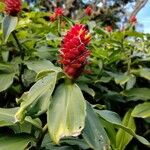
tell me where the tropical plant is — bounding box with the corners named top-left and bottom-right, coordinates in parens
top-left (0, 1), bottom-right (149, 150)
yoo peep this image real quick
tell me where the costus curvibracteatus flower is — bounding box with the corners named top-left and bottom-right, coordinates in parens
top-left (4, 0), bottom-right (22, 16)
top-left (59, 24), bottom-right (91, 79)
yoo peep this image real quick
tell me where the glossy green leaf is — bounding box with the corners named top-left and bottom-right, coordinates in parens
top-left (47, 83), bottom-right (86, 144)
top-left (96, 110), bottom-right (150, 147)
top-left (82, 103), bottom-right (110, 150)
top-left (2, 15), bottom-right (18, 42)
top-left (122, 88), bottom-right (150, 101)
top-left (0, 73), bottom-right (15, 92)
top-left (0, 134), bottom-right (35, 150)
top-left (116, 110), bottom-right (136, 150)
top-left (15, 72), bottom-right (57, 121)
top-left (132, 102), bottom-right (150, 118)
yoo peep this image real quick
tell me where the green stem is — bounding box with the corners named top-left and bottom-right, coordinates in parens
top-left (36, 124), bottom-right (48, 150)
top-left (12, 31), bottom-right (25, 60)
top-left (12, 31), bottom-right (25, 89)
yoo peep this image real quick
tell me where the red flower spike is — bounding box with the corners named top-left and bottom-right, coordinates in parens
top-left (129, 16), bottom-right (137, 24)
top-left (105, 26), bottom-right (113, 32)
top-left (54, 7), bottom-right (64, 17)
top-left (4, 0), bottom-right (22, 16)
top-left (85, 6), bottom-right (92, 16)
top-left (59, 24), bottom-right (91, 79)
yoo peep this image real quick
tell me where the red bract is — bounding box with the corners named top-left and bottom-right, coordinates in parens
top-left (105, 26), bottom-right (113, 32)
top-left (129, 16), bottom-right (137, 24)
top-left (50, 13), bottom-right (56, 22)
top-left (4, 0), bottom-right (21, 16)
top-left (85, 6), bottom-right (92, 16)
top-left (59, 24), bottom-right (91, 79)
top-left (50, 7), bottom-right (64, 22)
top-left (54, 7), bottom-right (64, 17)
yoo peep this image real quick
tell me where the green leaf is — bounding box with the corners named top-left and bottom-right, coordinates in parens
top-left (42, 134), bottom-right (74, 150)
top-left (106, 71), bottom-right (130, 85)
top-left (79, 84), bottom-right (95, 97)
top-left (60, 137), bottom-right (90, 149)
top-left (131, 68), bottom-right (150, 80)
top-left (132, 102), bottom-right (150, 118)
top-left (0, 107), bottom-right (42, 129)
top-left (0, 107), bottom-right (18, 127)
top-left (122, 88), bottom-right (150, 101)
top-left (0, 134), bottom-right (35, 150)
top-left (126, 75), bottom-right (136, 90)
top-left (82, 103), bottom-right (110, 150)
top-left (47, 83), bottom-right (86, 144)
top-left (96, 110), bottom-right (122, 125)
top-left (15, 73), bottom-right (57, 121)
top-left (24, 60), bottom-right (62, 75)
top-left (0, 73), bottom-right (15, 92)
top-left (2, 15), bottom-right (18, 42)
top-left (116, 110), bottom-right (136, 150)
top-left (96, 110), bottom-right (150, 147)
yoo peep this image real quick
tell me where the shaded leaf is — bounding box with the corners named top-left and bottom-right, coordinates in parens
top-left (122, 88), bottom-right (150, 101)
top-left (96, 110), bottom-right (150, 147)
top-left (0, 134), bottom-right (35, 150)
top-left (82, 103), bottom-right (110, 150)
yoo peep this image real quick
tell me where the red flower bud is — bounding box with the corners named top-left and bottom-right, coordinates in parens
top-left (50, 7), bottom-right (64, 22)
top-left (4, 0), bottom-right (22, 16)
top-left (129, 16), bottom-right (137, 24)
top-left (54, 7), bottom-right (64, 17)
top-left (85, 6), bottom-right (92, 16)
top-left (59, 24), bottom-right (91, 79)
top-left (105, 26), bottom-right (113, 32)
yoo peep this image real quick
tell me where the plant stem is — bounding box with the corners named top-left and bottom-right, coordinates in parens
top-left (12, 31), bottom-right (25, 89)
top-left (36, 124), bottom-right (48, 150)
top-left (12, 31), bottom-right (25, 60)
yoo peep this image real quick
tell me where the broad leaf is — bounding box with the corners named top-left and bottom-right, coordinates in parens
top-left (132, 102), bottom-right (150, 118)
top-left (2, 15), bottom-right (18, 42)
top-left (79, 83), bottom-right (95, 97)
top-left (0, 107), bottom-right (42, 129)
top-left (122, 88), bottom-right (150, 101)
top-left (82, 103), bottom-right (110, 150)
top-left (24, 60), bottom-right (62, 75)
top-left (131, 68), bottom-right (150, 80)
top-left (0, 73), bottom-right (15, 92)
top-left (42, 134), bottom-right (74, 150)
top-left (0, 134), bottom-right (35, 150)
top-left (47, 83), bottom-right (86, 144)
top-left (116, 110), bottom-right (136, 150)
top-left (15, 73), bottom-right (57, 121)
top-left (96, 110), bottom-right (150, 147)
